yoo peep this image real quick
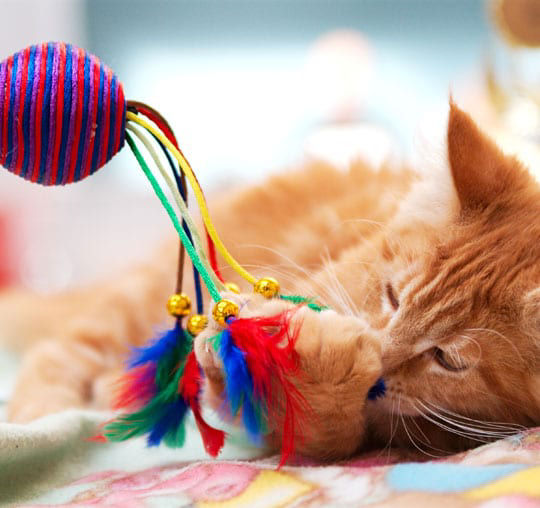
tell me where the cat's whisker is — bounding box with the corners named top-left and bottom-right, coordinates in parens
top-left (399, 410), bottom-right (443, 458)
top-left (239, 263), bottom-right (326, 301)
top-left (457, 334), bottom-right (482, 368)
top-left (240, 257), bottom-right (352, 309)
top-left (423, 400), bottom-right (526, 432)
top-left (320, 251), bottom-right (358, 316)
top-left (333, 218), bottom-right (387, 231)
top-left (379, 393), bottom-right (398, 459)
top-left (408, 413), bottom-right (431, 444)
top-left (391, 396), bottom-right (443, 458)
top-left (330, 218), bottom-right (388, 243)
top-left (416, 400), bottom-right (515, 442)
top-left (332, 217), bottom-right (410, 268)
top-left (406, 405), bottom-right (451, 456)
top-left (464, 328), bottom-right (525, 364)
top-left (414, 400), bottom-right (494, 442)
top-left (410, 401), bottom-right (466, 455)
top-left (319, 254), bottom-right (351, 315)
top-left (419, 405), bottom-right (512, 439)
top-left (238, 244), bottom-right (318, 279)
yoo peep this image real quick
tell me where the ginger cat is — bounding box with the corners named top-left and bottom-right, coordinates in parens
top-left (1, 103), bottom-right (539, 461)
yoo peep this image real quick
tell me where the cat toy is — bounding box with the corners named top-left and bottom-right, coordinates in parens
top-left (0, 42), bottom-right (385, 463)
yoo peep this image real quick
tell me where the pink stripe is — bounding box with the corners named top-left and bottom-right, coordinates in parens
top-left (15, 47), bottom-right (30, 175)
top-left (27, 45), bottom-right (42, 176)
top-left (62, 47), bottom-right (78, 184)
top-left (98, 70), bottom-right (111, 168)
top-left (80, 54), bottom-right (95, 179)
top-left (44, 43), bottom-right (60, 184)
top-left (8, 52), bottom-right (23, 170)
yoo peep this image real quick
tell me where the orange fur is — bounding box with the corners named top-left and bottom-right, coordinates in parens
top-left (1, 103), bottom-right (539, 461)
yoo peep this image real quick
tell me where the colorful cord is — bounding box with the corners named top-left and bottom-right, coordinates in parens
top-left (126, 112), bottom-right (258, 288)
top-left (126, 123), bottom-right (224, 293)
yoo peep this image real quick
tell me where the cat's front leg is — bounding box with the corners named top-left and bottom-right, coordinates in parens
top-left (194, 294), bottom-right (382, 460)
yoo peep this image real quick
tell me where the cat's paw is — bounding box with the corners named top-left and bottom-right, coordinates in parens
top-left (193, 293), bottom-right (382, 459)
top-left (294, 308), bottom-right (382, 387)
top-left (193, 292), bottom-right (295, 395)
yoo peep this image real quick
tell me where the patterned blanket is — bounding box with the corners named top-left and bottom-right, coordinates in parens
top-left (6, 410), bottom-right (538, 508)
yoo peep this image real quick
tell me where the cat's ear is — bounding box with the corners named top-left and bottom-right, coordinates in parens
top-left (447, 102), bottom-right (531, 211)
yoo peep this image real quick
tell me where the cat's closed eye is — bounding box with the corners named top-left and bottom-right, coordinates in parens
top-left (386, 283), bottom-right (399, 311)
top-left (433, 346), bottom-right (468, 372)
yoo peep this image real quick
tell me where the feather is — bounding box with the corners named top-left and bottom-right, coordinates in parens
top-left (221, 311), bottom-right (308, 465)
top-left (128, 325), bottom-right (182, 368)
top-left (367, 377), bottom-right (387, 400)
top-left (112, 364), bottom-right (156, 411)
top-left (218, 325), bottom-right (264, 442)
top-left (180, 351), bottom-right (225, 457)
top-left (105, 324), bottom-right (193, 447)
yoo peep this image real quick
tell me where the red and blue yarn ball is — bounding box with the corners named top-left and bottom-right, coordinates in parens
top-left (0, 42), bottom-right (126, 185)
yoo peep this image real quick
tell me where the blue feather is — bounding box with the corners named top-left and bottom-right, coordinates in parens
top-left (219, 326), bottom-right (263, 443)
top-left (147, 397), bottom-right (188, 447)
top-left (129, 324), bottom-right (182, 368)
top-left (242, 396), bottom-right (264, 445)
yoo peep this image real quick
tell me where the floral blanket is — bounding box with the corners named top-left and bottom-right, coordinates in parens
top-left (8, 410), bottom-right (539, 508)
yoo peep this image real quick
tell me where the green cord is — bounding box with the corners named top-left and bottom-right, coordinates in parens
top-left (126, 123), bottom-right (225, 293)
top-left (279, 294), bottom-right (329, 312)
top-left (125, 131), bottom-right (221, 302)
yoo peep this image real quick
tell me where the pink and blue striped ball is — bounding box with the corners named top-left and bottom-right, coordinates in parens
top-left (0, 42), bottom-right (126, 185)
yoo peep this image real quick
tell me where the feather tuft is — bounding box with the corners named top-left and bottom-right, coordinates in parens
top-left (105, 324), bottom-right (193, 447)
top-left (112, 364), bottom-right (156, 411)
top-left (367, 377), bottom-right (386, 400)
top-left (128, 326), bottom-right (182, 368)
top-left (179, 351), bottom-right (226, 457)
top-left (220, 311), bottom-right (308, 465)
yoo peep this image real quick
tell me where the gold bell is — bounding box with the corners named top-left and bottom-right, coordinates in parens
top-left (187, 314), bottom-right (208, 336)
top-left (212, 299), bottom-right (239, 327)
top-left (166, 293), bottom-right (191, 317)
top-left (254, 277), bottom-right (280, 299)
top-left (224, 282), bottom-right (240, 294)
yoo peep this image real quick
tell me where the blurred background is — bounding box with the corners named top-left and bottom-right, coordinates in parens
top-left (0, 0), bottom-right (539, 293)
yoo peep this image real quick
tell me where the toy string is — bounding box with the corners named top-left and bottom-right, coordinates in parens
top-left (124, 130), bottom-right (222, 302)
top-left (126, 112), bottom-right (258, 286)
top-left (126, 101), bottom-right (225, 284)
top-left (126, 123), bottom-right (224, 293)
top-left (151, 132), bottom-right (204, 313)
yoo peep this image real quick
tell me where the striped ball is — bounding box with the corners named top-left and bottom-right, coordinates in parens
top-left (0, 42), bottom-right (126, 185)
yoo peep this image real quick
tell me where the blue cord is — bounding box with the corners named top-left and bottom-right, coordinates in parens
top-left (150, 132), bottom-right (204, 314)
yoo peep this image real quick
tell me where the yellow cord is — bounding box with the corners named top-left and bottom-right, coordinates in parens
top-left (127, 111), bottom-right (257, 286)
top-left (126, 123), bottom-right (225, 292)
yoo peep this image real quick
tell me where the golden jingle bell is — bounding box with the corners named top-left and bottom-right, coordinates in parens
top-left (254, 277), bottom-right (280, 299)
top-left (187, 314), bottom-right (208, 336)
top-left (212, 299), bottom-right (239, 327)
top-left (166, 293), bottom-right (191, 317)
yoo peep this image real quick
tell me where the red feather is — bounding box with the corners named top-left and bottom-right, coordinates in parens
top-left (112, 364), bottom-right (156, 411)
top-left (179, 351), bottom-right (226, 457)
top-left (227, 310), bottom-right (308, 466)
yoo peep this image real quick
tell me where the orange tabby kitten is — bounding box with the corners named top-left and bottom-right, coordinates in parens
top-left (0, 103), bottom-right (538, 461)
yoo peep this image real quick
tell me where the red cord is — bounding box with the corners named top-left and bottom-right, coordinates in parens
top-left (131, 102), bottom-right (224, 283)
top-left (205, 230), bottom-right (225, 283)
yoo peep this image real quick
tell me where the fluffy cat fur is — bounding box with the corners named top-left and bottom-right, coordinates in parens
top-left (0, 103), bottom-right (538, 460)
